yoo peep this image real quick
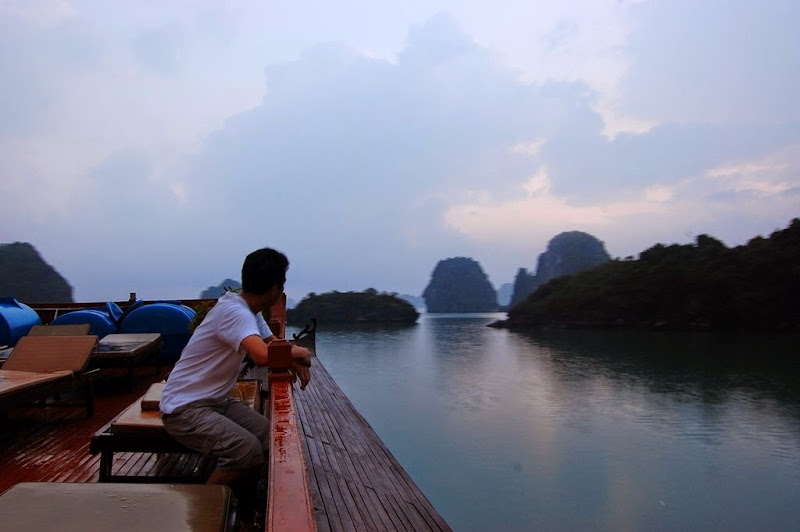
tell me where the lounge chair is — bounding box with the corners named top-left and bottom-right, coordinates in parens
top-left (0, 325), bottom-right (91, 366)
top-left (0, 482), bottom-right (237, 532)
top-left (0, 335), bottom-right (99, 418)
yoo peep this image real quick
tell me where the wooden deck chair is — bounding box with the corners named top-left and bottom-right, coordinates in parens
top-left (29, 324), bottom-right (91, 336)
top-left (0, 335), bottom-right (100, 417)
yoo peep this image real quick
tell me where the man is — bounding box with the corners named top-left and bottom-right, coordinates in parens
top-left (160, 247), bottom-right (311, 509)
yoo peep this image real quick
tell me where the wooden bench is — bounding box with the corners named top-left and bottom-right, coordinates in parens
top-left (90, 379), bottom-right (261, 482)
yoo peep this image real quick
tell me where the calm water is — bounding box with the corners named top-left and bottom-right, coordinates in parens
top-left (295, 314), bottom-right (800, 531)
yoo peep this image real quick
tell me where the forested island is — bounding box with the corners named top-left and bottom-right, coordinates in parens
top-left (495, 218), bottom-right (800, 332)
top-left (0, 242), bottom-right (73, 302)
top-left (287, 289), bottom-right (419, 324)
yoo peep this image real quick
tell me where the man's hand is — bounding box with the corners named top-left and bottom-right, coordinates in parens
top-left (290, 345), bottom-right (312, 389)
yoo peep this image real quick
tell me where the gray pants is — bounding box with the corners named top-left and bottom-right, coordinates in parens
top-left (162, 397), bottom-right (269, 471)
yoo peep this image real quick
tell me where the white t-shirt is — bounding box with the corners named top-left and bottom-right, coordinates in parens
top-left (160, 291), bottom-right (271, 414)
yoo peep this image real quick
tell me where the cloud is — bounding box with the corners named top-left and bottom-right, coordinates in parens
top-left (131, 25), bottom-right (186, 76)
top-left (0, 5), bottom-right (798, 301)
top-left (0, 0), bottom-right (74, 27)
top-left (620, 0), bottom-right (800, 125)
top-left (445, 141), bottom-right (800, 261)
top-left (538, 121), bottom-right (800, 201)
top-left (179, 11), bottom-right (799, 292)
top-left (177, 16), bottom-right (603, 292)
top-left (443, 167), bottom-right (672, 243)
top-left (705, 143), bottom-right (800, 197)
top-left (0, 9), bottom-right (93, 136)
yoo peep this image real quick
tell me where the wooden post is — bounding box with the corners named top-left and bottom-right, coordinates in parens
top-left (265, 340), bottom-right (316, 532)
top-left (267, 294), bottom-right (287, 338)
top-left (268, 319), bottom-right (283, 338)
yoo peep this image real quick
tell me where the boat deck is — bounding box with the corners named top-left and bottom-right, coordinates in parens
top-left (0, 360), bottom-right (451, 531)
top-left (296, 355), bottom-right (451, 532)
top-left (0, 370), bottom-right (164, 488)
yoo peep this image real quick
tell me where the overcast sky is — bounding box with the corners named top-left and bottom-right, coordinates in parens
top-left (1, 0), bottom-right (798, 303)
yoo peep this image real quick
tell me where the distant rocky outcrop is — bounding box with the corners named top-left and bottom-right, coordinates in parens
top-left (200, 278), bottom-right (296, 307)
top-left (496, 283), bottom-right (513, 308)
top-left (422, 257), bottom-right (497, 313)
top-left (0, 242), bottom-right (73, 302)
top-left (200, 278), bottom-right (241, 299)
top-left (287, 289), bottom-right (419, 324)
top-left (399, 294), bottom-right (426, 310)
top-left (510, 231), bottom-right (610, 307)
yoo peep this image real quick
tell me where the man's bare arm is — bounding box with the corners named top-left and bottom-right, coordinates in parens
top-left (241, 334), bottom-right (312, 368)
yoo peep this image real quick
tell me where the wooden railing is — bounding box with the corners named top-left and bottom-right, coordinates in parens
top-left (265, 339), bottom-right (317, 532)
top-left (263, 294), bottom-right (316, 531)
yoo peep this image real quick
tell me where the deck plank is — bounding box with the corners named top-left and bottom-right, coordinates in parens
top-left (310, 463), bottom-right (341, 532)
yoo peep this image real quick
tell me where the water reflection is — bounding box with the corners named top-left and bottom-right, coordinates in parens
top-left (301, 316), bottom-right (800, 531)
top-left (517, 329), bottom-right (800, 409)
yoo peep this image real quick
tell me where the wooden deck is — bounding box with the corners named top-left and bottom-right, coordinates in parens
top-left (295, 359), bottom-right (452, 532)
top-left (0, 360), bottom-right (451, 531)
top-left (0, 369), bottom-right (166, 490)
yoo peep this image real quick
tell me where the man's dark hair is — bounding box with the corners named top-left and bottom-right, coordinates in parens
top-left (241, 248), bottom-right (289, 294)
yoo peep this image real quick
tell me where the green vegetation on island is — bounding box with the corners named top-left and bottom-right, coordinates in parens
top-left (497, 219), bottom-right (800, 332)
top-left (0, 242), bottom-right (73, 303)
top-left (287, 289), bottom-right (419, 324)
